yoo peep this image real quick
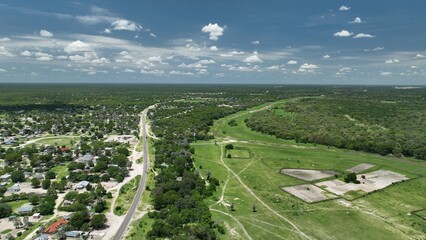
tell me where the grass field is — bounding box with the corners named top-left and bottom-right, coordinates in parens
top-left (32, 136), bottom-right (79, 147)
top-left (50, 165), bottom-right (69, 180)
top-left (7, 200), bottom-right (29, 212)
top-left (114, 175), bottom-right (141, 216)
top-left (193, 98), bottom-right (426, 239)
top-left (226, 148), bottom-right (251, 159)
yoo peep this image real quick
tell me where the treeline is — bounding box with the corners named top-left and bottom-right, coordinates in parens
top-left (246, 91), bottom-right (426, 160)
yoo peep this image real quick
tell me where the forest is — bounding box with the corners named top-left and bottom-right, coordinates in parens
top-left (246, 87), bottom-right (426, 160)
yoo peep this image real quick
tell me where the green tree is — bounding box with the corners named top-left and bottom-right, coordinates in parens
top-left (31, 178), bottom-right (41, 188)
top-left (11, 171), bottom-right (25, 183)
top-left (45, 171), bottom-right (56, 180)
top-left (29, 195), bottom-right (40, 205)
top-left (69, 210), bottom-right (89, 230)
top-left (90, 214), bottom-right (107, 229)
top-left (42, 179), bottom-right (51, 189)
top-left (0, 203), bottom-right (12, 218)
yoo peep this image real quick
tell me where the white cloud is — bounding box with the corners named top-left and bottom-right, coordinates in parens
top-left (124, 68), bottom-right (135, 73)
top-left (57, 55), bottom-right (68, 60)
top-left (104, 28), bottom-right (111, 34)
top-left (0, 68), bottom-right (7, 73)
top-left (287, 60), bottom-right (298, 65)
top-left (243, 53), bottom-right (263, 63)
top-left (20, 50), bottom-right (33, 57)
top-left (64, 40), bottom-right (92, 53)
top-left (210, 46), bottom-right (218, 51)
top-left (298, 63), bottom-right (318, 73)
top-left (39, 29), bottom-right (53, 37)
top-left (350, 17), bottom-right (363, 23)
top-left (385, 59), bottom-right (400, 64)
top-left (353, 33), bottom-right (375, 38)
top-left (252, 40), bottom-right (260, 45)
top-left (0, 38), bottom-right (10, 42)
top-left (323, 54), bottom-right (331, 59)
top-left (140, 69), bottom-right (164, 76)
top-left (34, 52), bottom-right (53, 61)
top-left (365, 47), bottom-right (384, 52)
top-left (334, 30), bottom-right (353, 37)
top-left (150, 33), bottom-right (157, 38)
top-left (380, 71), bottom-right (392, 77)
top-left (169, 70), bottom-right (195, 76)
top-left (111, 19), bottom-right (142, 31)
top-left (415, 54), bottom-right (425, 58)
top-left (202, 23), bottom-right (224, 41)
top-left (148, 56), bottom-right (162, 62)
top-left (0, 46), bottom-right (14, 57)
top-left (339, 5), bottom-right (351, 11)
top-left (179, 59), bottom-right (215, 68)
top-left (411, 66), bottom-right (418, 69)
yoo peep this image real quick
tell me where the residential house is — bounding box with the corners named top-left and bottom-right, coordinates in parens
top-left (35, 234), bottom-right (49, 240)
top-left (43, 218), bottom-right (68, 234)
top-left (0, 173), bottom-right (11, 181)
top-left (75, 180), bottom-right (90, 190)
top-left (8, 184), bottom-right (21, 192)
top-left (17, 204), bottom-right (34, 214)
top-left (76, 153), bottom-right (94, 164)
top-left (64, 231), bottom-right (81, 238)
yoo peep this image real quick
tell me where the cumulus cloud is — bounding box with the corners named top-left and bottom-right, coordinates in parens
top-left (415, 53), bottom-right (425, 58)
top-left (140, 69), bottom-right (164, 76)
top-left (150, 33), bottom-right (157, 38)
top-left (298, 63), bottom-right (318, 73)
top-left (353, 33), bottom-right (375, 38)
top-left (287, 60), bottom-right (298, 65)
top-left (111, 19), bottom-right (142, 31)
top-left (339, 5), bottom-right (351, 11)
top-left (350, 17), bottom-right (363, 24)
top-left (21, 50), bottom-right (33, 57)
top-left (243, 53), bottom-right (263, 63)
top-left (169, 70), bottom-right (195, 76)
top-left (0, 38), bottom-right (10, 42)
top-left (323, 54), bottom-right (331, 59)
top-left (202, 23), bottom-right (224, 41)
top-left (252, 40), bottom-right (260, 45)
top-left (64, 40), bottom-right (92, 53)
top-left (0, 68), bottom-right (7, 73)
top-left (380, 71), bottom-right (392, 77)
top-left (104, 28), bottom-right (111, 34)
top-left (124, 68), bottom-right (135, 73)
top-left (210, 46), bottom-right (218, 51)
top-left (34, 52), bottom-right (53, 61)
top-left (334, 30), bottom-right (353, 37)
top-left (0, 46), bottom-right (14, 57)
top-left (385, 59), bottom-right (400, 64)
top-left (365, 47), bottom-right (384, 52)
top-left (39, 29), bottom-right (53, 37)
top-left (179, 59), bottom-right (215, 69)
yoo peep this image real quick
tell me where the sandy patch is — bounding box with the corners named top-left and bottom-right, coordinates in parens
top-left (316, 170), bottom-right (408, 196)
top-left (105, 135), bottom-right (137, 145)
top-left (283, 184), bottom-right (337, 203)
top-left (347, 163), bottom-right (375, 173)
top-left (281, 169), bottom-right (338, 181)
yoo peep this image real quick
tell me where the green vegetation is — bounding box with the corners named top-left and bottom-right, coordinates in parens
top-left (114, 175), bottom-right (141, 216)
top-left (126, 214), bottom-right (155, 240)
top-left (192, 97), bottom-right (426, 239)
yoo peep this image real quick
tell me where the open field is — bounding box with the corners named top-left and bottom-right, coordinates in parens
top-left (31, 136), bottom-right (79, 147)
top-left (193, 98), bottom-right (426, 240)
top-left (226, 148), bottom-right (251, 159)
top-left (346, 163), bottom-right (375, 173)
top-left (281, 169), bottom-right (338, 181)
top-left (283, 184), bottom-right (337, 203)
top-left (114, 175), bottom-right (141, 216)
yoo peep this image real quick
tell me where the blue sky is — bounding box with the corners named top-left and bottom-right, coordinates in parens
top-left (0, 0), bottom-right (425, 84)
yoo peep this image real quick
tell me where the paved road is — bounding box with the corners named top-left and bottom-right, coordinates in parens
top-left (114, 106), bottom-right (151, 240)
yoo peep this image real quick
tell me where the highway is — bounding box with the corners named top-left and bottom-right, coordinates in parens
top-left (113, 106), bottom-right (152, 240)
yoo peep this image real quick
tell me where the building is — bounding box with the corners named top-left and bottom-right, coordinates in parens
top-left (43, 218), bottom-right (68, 234)
top-left (0, 173), bottom-right (11, 181)
top-left (65, 231), bottom-right (81, 238)
top-left (35, 234), bottom-right (49, 240)
top-left (76, 153), bottom-right (94, 163)
top-left (75, 180), bottom-right (90, 190)
top-left (8, 184), bottom-right (21, 192)
top-left (18, 204), bottom-right (34, 214)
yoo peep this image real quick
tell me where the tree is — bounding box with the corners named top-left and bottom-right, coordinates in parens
top-left (31, 178), bottom-right (41, 188)
top-left (0, 203), bottom-right (12, 218)
top-left (225, 144), bottom-right (234, 150)
top-left (90, 214), bottom-right (107, 229)
top-left (344, 172), bottom-right (359, 184)
top-left (252, 204), bottom-right (257, 212)
top-left (44, 171), bottom-right (56, 180)
top-left (69, 210), bottom-right (89, 230)
top-left (38, 201), bottom-right (54, 215)
top-left (11, 171), bottom-right (25, 183)
top-left (230, 202), bottom-right (235, 211)
top-left (42, 179), bottom-right (51, 189)
top-left (29, 195), bottom-right (40, 205)
top-left (94, 201), bottom-right (106, 213)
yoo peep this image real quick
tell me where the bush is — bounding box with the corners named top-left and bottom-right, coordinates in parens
top-left (225, 144), bottom-right (234, 150)
top-left (0, 203), bottom-right (12, 218)
top-left (344, 172), bottom-right (358, 183)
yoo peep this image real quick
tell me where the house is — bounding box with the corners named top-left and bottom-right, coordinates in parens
top-left (0, 173), bottom-right (11, 181)
top-left (65, 231), bottom-right (81, 238)
top-left (62, 200), bottom-right (73, 206)
top-left (33, 172), bottom-right (45, 179)
top-left (35, 234), bottom-right (49, 240)
top-left (18, 204), bottom-right (34, 214)
top-left (75, 180), bottom-right (90, 190)
top-left (8, 184), bottom-right (21, 192)
top-left (32, 212), bottom-right (41, 219)
top-left (43, 218), bottom-right (68, 234)
top-left (76, 154), bottom-right (94, 163)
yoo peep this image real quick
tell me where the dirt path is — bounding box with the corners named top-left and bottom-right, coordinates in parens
top-left (217, 145), bottom-right (313, 240)
top-left (210, 208), bottom-right (253, 240)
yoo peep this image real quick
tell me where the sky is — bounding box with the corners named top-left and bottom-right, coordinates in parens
top-left (0, 0), bottom-right (426, 85)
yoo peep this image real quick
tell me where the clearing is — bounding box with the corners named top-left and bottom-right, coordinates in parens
top-left (346, 163), bottom-right (375, 173)
top-left (281, 169), bottom-right (338, 181)
top-left (283, 184), bottom-right (337, 203)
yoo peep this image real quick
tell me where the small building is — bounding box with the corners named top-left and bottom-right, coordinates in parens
top-left (32, 212), bottom-right (41, 219)
top-left (76, 154), bottom-right (94, 163)
top-left (33, 172), bottom-right (45, 179)
top-left (8, 184), bottom-right (21, 192)
top-left (0, 173), bottom-right (11, 181)
top-left (65, 231), bottom-right (81, 238)
top-left (176, 176), bottom-right (183, 182)
top-left (62, 200), bottom-right (73, 206)
top-left (35, 234), bottom-right (49, 240)
top-left (75, 180), bottom-right (90, 190)
top-left (43, 218), bottom-right (68, 234)
top-left (18, 204), bottom-right (34, 214)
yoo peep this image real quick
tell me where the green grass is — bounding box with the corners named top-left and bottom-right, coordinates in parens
top-left (1, 229), bottom-right (12, 234)
top-left (33, 136), bottom-right (79, 147)
top-left (193, 98), bottom-right (426, 240)
top-left (7, 200), bottom-right (29, 212)
top-left (226, 148), bottom-right (251, 159)
top-left (113, 175), bottom-right (141, 216)
top-left (126, 214), bottom-right (154, 240)
top-left (50, 165), bottom-right (69, 180)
